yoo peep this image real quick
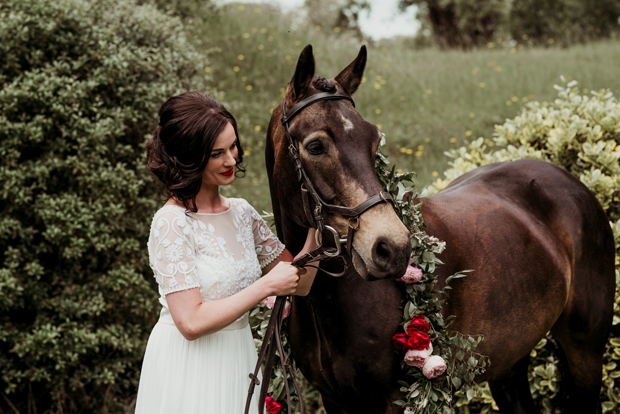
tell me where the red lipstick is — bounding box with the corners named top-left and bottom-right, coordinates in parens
top-left (221, 168), bottom-right (234, 177)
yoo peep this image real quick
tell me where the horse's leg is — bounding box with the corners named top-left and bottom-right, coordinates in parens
top-left (549, 236), bottom-right (614, 414)
top-left (488, 354), bottom-right (537, 414)
top-left (551, 302), bottom-right (609, 414)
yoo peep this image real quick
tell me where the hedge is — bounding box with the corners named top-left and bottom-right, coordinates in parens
top-left (0, 0), bottom-right (207, 411)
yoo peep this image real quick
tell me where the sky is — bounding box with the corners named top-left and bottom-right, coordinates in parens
top-left (217, 0), bottom-right (420, 40)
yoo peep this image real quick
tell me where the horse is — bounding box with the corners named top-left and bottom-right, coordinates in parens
top-left (264, 45), bottom-right (616, 414)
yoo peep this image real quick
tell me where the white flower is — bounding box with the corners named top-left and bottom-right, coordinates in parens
top-left (422, 355), bottom-right (447, 379)
top-left (166, 243), bottom-right (183, 262)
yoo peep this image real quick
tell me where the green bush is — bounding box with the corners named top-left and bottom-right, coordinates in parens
top-left (426, 79), bottom-right (620, 413)
top-left (0, 0), bottom-right (207, 411)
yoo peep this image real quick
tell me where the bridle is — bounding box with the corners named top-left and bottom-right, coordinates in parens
top-left (281, 91), bottom-right (393, 259)
top-left (245, 90), bottom-right (394, 414)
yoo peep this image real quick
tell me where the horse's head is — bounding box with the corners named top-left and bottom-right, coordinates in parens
top-left (266, 45), bottom-right (411, 280)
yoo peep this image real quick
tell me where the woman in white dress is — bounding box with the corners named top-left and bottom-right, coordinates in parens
top-left (134, 92), bottom-right (318, 413)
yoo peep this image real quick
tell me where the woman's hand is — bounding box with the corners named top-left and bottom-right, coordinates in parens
top-left (261, 261), bottom-right (300, 296)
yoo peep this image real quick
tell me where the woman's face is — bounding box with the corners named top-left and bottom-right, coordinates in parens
top-left (202, 122), bottom-right (239, 187)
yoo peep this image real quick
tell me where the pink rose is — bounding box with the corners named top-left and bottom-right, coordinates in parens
top-left (262, 297), bottom-right (291, 319)
top-left (422, 355), bottom-right (447, 379)
top-left (403, 343), bottom-right (433, 368)
top-left (398, 265), bottom-right (423, 283)
top-left (263, 296), bottom-right (276, 309)
top-left (404, 408), bottom-right (414, 414)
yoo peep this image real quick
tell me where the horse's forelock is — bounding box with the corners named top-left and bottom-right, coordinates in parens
top-left (312, 76), bottom-right (336, 93)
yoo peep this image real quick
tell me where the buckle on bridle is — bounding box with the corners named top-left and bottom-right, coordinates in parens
top-left (348, 217), bottom-right (360, 230)
top-left (380, 191), bottom-right (388, 204)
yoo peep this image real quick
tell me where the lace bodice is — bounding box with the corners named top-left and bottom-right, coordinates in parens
top-left (147, 198), bottom-right (285, 308)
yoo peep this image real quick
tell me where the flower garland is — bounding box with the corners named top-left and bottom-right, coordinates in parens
top-left (251, 141), bottom-right (489, 413)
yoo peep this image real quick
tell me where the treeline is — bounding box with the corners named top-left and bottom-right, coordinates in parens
top-left (399, 0), bottom-right (620, 49)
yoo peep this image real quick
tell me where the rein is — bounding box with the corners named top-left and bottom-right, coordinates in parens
top-left (245, 91), bottom-right (394, 414)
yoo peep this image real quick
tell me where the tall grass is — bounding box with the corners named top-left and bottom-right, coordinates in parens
top-left (188, 3), bottom-right (620, 212)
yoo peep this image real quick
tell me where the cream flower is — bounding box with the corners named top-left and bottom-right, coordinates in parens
top-left (404, 343), bottom-right (433, 368)
top-left (422, 355), bottom-right (447, 379)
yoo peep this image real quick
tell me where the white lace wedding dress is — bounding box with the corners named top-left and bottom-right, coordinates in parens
top-left (134, 198), bottom-right (285, 414)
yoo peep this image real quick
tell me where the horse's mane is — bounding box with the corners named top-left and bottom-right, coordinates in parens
top-left (312, 76), bottom-right (336, 93)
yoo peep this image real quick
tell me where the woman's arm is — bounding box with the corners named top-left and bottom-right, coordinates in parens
top-left (262, 228), bottom-right (319, 296)
top-left (166, 261), bottom-right (299, 341)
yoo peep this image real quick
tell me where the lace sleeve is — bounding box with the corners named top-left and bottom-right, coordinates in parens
top-left (246, 202), bottom-right (285, 269)
top-left (148, 207), bottom-right (200, 295)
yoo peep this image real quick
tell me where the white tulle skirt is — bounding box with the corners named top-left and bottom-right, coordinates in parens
top-left (134, 309), bottom-right (259, 414)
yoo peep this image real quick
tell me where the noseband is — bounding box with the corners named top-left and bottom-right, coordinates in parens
top-left (281, 91), bottom-right (394, 259)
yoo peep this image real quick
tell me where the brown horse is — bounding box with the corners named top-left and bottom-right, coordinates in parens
top-left (265, 45), bottom-right (616, 414)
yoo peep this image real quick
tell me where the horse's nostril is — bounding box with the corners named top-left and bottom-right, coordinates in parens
top-left (372, 237), bottom-right (394, 269)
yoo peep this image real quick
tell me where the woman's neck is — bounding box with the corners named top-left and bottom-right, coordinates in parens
top-left (194, 185), bottom-right (227, 213)
top-left (169, 184), bottom-right (229, 214)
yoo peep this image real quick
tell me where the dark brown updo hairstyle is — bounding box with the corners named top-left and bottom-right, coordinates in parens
top-left (146, 92), bottom-right (245, 212)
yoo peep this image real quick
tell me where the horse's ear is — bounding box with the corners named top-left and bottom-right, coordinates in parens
top-left (334, 45), bottom-right (367, 96)
top-left (287, 45), bottom-right (315, 103)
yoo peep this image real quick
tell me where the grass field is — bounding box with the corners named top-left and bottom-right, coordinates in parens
top-left (187, 3), bottom-right (620, 213)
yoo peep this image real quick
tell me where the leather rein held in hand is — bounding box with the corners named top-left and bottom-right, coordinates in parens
top-left (245, 91), bottom-right (394, 414)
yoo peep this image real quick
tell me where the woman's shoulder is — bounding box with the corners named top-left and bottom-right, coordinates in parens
top-left (150, 204), bottom-right (189, 227)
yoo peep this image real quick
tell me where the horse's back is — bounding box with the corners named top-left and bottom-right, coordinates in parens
top-left (420, 159), bottom-right (615, 379)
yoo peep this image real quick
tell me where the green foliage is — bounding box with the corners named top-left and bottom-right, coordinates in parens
top-left (375, 149), bottom-right (489, 414)
top-left (509, 0), bottom-right (620, 46)
top-left (400, 0), bottom-right (620, 49)
top-left (426, 79), bottom-right (620, 412)
top-left (399, 0), bottom-right (510, 49)
top-left (0, 0), bottom-right (207, 411)
top-left (303, 0), bottom-right (370, 38)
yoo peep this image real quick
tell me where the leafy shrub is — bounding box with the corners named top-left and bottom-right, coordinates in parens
top-left (0, 0), bottom-right (207, 411)
top-left (426, 79), bottom-right (620, 412)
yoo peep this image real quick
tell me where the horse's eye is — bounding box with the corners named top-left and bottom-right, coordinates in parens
top-left (306, 141), bottom-right (324, 155)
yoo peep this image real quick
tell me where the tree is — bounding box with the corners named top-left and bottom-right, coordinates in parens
top-left (399, 0), bottom-right (510, 49)
top-left (509, 0), bottom-right (620, 45)
top-left (304, 0), bottom-right (371, 38)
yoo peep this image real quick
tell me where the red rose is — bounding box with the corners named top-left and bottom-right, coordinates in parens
top-left (265, 396), bottom-right (282, 413)
top-left (407, 331), bottom-right (431, 351)
top-left (392, 333), bottom-right (409, 350)
top-left (406, 315), bottom-right (430, 335)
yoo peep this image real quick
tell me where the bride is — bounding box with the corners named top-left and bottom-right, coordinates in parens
top-left (134, 91), bottom-right (318, 413)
